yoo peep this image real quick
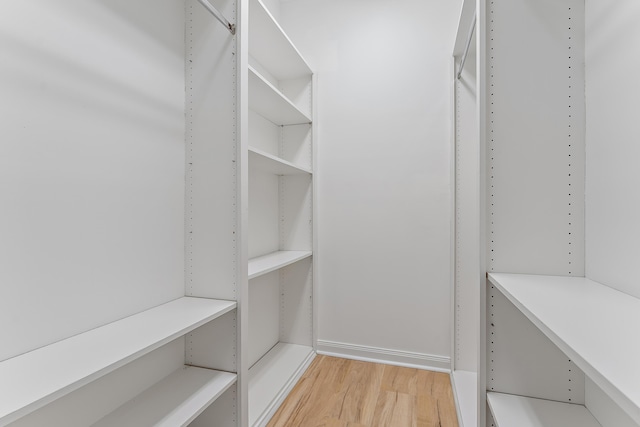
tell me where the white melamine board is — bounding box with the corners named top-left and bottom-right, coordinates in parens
top-left (249, 67), bottom-right (312, 126)
top-left (281, 123), bottom-right (313, 171)
top-left (280, 174), bottom-right (313, 251)
top-left (186, 0), bottom-right (239, 300)
top-left (452, 370), bottom-right (478, 427)
top-left (0, 297), bottom-right (236, 425)
top-left (249, 147), bottom-right (312, 175)
top-left (489, 273), bottom-right (640, 424)
top-left (487, 393), bottom-right (600, 427)
top-left (249, 251), bottom-right (312, 279)
top-left (248, 273), bottom-right (281, 367)
top-left (190, 384), bottom-right (237, 427)
top-left (0, 0), bottom-right (185, 363)
top-left (249, 167), bottom-right (279, 260)
top-left (280, 258), bottom-right (314, 346)
top-left (249, 110), bottom-right (281, 156)
top-left (279, 77), bottom-right (313, 120)
top-left (487, 281), bottom-right (585, 404)
top-left (249, 0), bottom-right (311, 80)
top-left (92, 367), bottom-right (236, 427)
top-left (455, 47), bottom-right (480, 373)
top-left (248, 343), bottom-right (314, 426)
top-left (586, 377), bottom-right (638, 427)
top-left (186, 310), bottom-right (238, 372)
top-left (585, 0), bottom-right (640, 300)
top-left (487, 0), bottom-right (585, 276)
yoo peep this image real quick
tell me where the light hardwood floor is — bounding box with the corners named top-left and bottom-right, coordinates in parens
top-left (267, 355), bottom-right (459, 427)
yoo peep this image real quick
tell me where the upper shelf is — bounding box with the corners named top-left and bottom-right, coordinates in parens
top-left (249, 0), bottom-right (312, 81)
top-left (249, 146), bottom-right (312, 176)
top-left (249, 66), bottom-right (311, 126)
top-left (0, 297), bottom-right (237, 425)
top-left (488, 273), bottom-right (640, 425)
top-left (249, 250), bottom-right (312, 279)
top-left (487, 392), bottom-right (600, 427)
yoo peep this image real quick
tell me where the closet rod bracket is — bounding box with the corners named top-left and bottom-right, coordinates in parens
top-left (197, 0), bottom-right (236, 35)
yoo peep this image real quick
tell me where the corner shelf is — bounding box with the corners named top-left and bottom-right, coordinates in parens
top-left (249, 251), bottom-right (312, 280)
top-left (248, 343), bottom-right (315, 426)
top-left (248, 0), bottom-right (312, 80)
top-left (488, 273), bottom-right (640, 425)
top-left (0, 297), bottom-right (237, 425)
top-left (92, 366), bottom-right (236, 426)
top-left (487, 392), bottom-right (600, 427)
top-left (249, 146), bottom-right (312, 175)
top-left (249, 66), bottom-right (311, 126)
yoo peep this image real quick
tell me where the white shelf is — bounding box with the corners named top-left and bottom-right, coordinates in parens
top-left (249, 0), bottom-right (312, 81)
top-left (249, 251), bottom-right (312, 280)
top-left (488, 273), bottom-right (640, 425)
top-left (487, 392), bottom-right (600, 427)
top-left (92, 366), bottom-right (236, 426)
top-left (248, 343), bottom-right (315, 426)
top-left (249, 146), bottom-right (312, 176)
top-left (249, 66), bottom-right (311, 126)
top-left (0, 297), bottom-right (237, 425)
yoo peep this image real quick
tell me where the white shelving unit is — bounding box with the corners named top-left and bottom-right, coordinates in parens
top-left (248, 147), bottom-right (312, 176)
top-left (453, 0), bottom-right (640, 425)
top-left (92, 367), bottom-right (236, 427)
top-left (248, 0), bottom-right (311, 80)
top-left (249, 251), bottom-right (313, 280)
top-left (248, 343), bottom-right (315, 426)
top-left (248, 67), bottom-right (311, 126)
top-left (245, 0), bottom-right (316, 424)
top-left (0, 297), bottom-right (236, 425)
top-left (488, 273), bottom-right (640, 425)
top-left (487, 393), bottom-right (600, 427)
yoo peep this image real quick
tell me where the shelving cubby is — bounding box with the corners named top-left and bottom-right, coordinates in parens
top-left (245, 0), bottom-right (316, 425)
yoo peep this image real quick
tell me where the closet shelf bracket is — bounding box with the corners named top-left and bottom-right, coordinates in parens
top-left (197, 0), bottom-right (236, 35)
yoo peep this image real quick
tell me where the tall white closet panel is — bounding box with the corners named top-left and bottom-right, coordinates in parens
top-left (484, 0), bottom-right (586, 425)
top-left (452, 9), bottom-right (481, 424)
top-left (486, 0), bottom-right (586, 277)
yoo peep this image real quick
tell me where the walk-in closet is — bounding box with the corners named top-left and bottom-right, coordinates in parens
top-left (1, 0), bottom-right (639, 426)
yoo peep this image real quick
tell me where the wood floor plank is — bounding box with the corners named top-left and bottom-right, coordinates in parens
top-left (266, 356), bottom-right (459, 427)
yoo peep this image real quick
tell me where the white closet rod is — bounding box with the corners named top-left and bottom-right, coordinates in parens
top-left (457, 14), bottom-right (476, 79)
top-left (197, 0), bottom-right (236, 35)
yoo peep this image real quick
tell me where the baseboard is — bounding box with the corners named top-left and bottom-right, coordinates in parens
top-left (317, 340), bottom-right (450, 372)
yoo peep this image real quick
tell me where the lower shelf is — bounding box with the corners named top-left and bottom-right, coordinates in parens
top-left (92, 366), bottom-right (236, 427)
top-left (248, 343), bottom-right (315, 426)
top-left (487, 392), bottom-right (600, 427)
top-left (451, 370), bottom-right (477, 427)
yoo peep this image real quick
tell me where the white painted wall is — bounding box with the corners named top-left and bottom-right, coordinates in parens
top-left (0, 0), bottom-right (185, 362)
top-left (585, 1), bottom-right (640, 425)
top-left (585, 0), bottom-right (640, 300)
top-left (280, 0), bottom-right (460, 367)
